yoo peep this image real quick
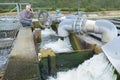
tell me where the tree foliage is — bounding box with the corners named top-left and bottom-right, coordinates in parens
top-left (0, 0), bottom-right (120, 12)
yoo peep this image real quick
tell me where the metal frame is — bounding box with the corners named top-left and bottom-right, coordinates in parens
top-left (0, 3), bottom-right (29, 15)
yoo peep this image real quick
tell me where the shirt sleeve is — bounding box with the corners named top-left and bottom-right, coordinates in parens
top-left (19, 10), bottom-right (28, 20)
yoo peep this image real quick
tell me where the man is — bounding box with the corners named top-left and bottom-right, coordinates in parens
top-left (19, 4), bottom-right (34, 27)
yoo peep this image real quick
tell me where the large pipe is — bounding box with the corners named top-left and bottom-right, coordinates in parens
top-left (58, 19), bottom-right (74, 37)
top-left (82, 20), bottom-right (118, 42)
top-left (58, 17), bottom-right (118, 42)
top-left (58, 15), bottom-right (77, 37)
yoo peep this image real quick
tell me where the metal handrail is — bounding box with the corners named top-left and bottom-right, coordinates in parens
top-left (0, 3), bottom-right (29, 15)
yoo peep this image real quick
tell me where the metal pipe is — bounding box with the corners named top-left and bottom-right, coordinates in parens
top-left (83, 20), bottom-right (118, 42)
top-left (58, 19), bottom-right (74, 37)
top-left (58, 16), bottom-right (117, 42)
top-left (58, 15), bottom-right (76, 37)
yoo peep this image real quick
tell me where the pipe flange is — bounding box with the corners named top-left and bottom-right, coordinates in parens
top-left (73, 15), bottom-right (86, 34)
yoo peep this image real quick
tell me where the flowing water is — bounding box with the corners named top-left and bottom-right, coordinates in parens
top-left (40, 28), bottom-right (73, 53)
top-left (47, 53), bottom-right (117, 80)
top-left (0, 19), bottom-right (18, 71)
top-left (40, 28), bottom-right (58, 48)
top-left (0, 17), bottom-right (20, 79)
top-left (42, 38), bottom-right (73, 53)
top-left (0, 48), bottom-right (11, 71)
top-left (0, 48), bottom-right (11, 80)
top-left (40, 27), bottom-right (117, 80)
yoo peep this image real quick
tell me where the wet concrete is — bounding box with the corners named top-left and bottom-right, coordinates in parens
top-left (2, 27), bottom-right (40, 80)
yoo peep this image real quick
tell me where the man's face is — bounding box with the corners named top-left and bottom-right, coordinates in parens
top-left (26, 6), bottom-right (31, 12)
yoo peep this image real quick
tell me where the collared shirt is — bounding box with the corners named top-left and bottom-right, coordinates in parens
top-left (19, 10), bottom-right (34, 21)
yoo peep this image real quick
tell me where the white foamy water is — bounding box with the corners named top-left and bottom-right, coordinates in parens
top-left (0, 48), bottom-right (10, 71)
top-left (48, 53), bottom-right (117, 80)
top-left (41, 28), bottom-right (57, 37)
top-left (40, 28), bottom-right (73, 53)
top-left (40, 28), bottom-right (58, 48)
top-left (43, 38), bottom-right (73, 53)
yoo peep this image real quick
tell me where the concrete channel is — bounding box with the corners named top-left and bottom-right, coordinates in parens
top-left (2, 27), bottom-right (41, 80)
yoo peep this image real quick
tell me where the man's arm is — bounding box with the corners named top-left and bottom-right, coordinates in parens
top-left (19, 10), bottom-right (32, 21)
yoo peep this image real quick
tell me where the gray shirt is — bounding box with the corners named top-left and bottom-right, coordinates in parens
top-left (19, 10), bottom-right (34, 21)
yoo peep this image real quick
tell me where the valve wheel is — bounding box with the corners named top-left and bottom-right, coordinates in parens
top-left (38, 10), bottom-right (52, 28)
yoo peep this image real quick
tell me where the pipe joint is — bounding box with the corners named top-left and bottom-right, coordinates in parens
top-left (73, 15), bottom-right (87, 33)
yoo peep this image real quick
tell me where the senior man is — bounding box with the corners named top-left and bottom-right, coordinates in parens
top-left (19, 4), bottom-right (34, 27)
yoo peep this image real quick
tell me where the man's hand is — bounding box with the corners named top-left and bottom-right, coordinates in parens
top-left (30, 8), bottom-right (33, 12)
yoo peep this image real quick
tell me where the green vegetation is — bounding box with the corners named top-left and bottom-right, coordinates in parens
top-left (0, 0), bottom-right (120, 12)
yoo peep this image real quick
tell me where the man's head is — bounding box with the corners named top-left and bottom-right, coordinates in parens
top-left (25, 4), bottom-right (31, 12)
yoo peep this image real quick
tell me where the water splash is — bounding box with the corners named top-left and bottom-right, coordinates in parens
top-left (0, 48), bottom-right (11, 71)
top-left (43, 38), bottom-right (73, 53)
top-left (40, 28), bottom-right (58, 48)
top-left (48, 53), bottom-right (117, 80)
top-left (40, 28), bottom-right (73, 53)
top-left (41, 28), bottom-right (57, 37)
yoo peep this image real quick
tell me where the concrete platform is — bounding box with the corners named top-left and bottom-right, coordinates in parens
top-left (2, 27), bottom-right (41, 80)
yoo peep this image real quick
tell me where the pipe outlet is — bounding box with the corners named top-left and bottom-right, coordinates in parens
top-left (83, 20), bottom-right (118, 42)
top-left (58, 15), bottom-right (118, 42)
